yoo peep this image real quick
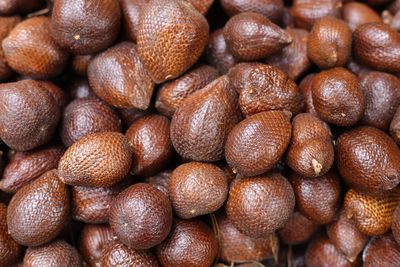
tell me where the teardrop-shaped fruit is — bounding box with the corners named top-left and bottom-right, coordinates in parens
top-left (299, 73), bottom-right (318, 115)
top-left (0, 203), bottom-right (21, 267)
top-left (7, 170), bottom-right (70, 246)
top-left (342, 2), bottom-right (381, 31)
top-left (279, 211), bottom-right (318, 245)
top-left (220, 0), bottom-right (284, 23)
top-left (363, 234), bottom-right (400, 267)
top-left (120, 0), bottom-right (148, 43)
top-left (225, 111), bottom-right (292, 176)
top-left (391, 107), bottom-right (400, 144)
top-left (0, 16), bottom-right (20, 81)
top-left (170, 75), bottom-right (240, 162)
top-left (137, 0), bottom-right (209, 83)
top-left (393, 205), bottom-right (400, 245)
top-left (41, 81), bottom-right (67, 109)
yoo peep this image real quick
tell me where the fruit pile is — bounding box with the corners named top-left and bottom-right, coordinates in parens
top-left (0, 0), bottom-right (400, 266)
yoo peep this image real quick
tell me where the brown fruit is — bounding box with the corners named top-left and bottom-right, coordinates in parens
top-left (342, 2), bottom-right (381, 31)
top-left (228, 63), bottom-right (304, 117)
top-left (23, 240), bottom-right (82, 267)
top-left (7, 170), bottom-right (70, 246)
top-left (67, 77), bottom-right (97, 100)
top-left (58, 132), bottom-right (132, 187)
top-left (393, 205), bottom-right (400, 245)
top-left (225, 111), bottom-right (292, 176)
top-left (51, 0), bottom-right (121, 55)
top-left (155, 65), bottom-right (219, 118)
top-left (389, 0), bottom-right (400, 14)
top-left (391, 106), bottom-right (400, 144)
top-left (40, 81), bottom-right (68, 109)
top-left (337, 126), bottom-right (400, 195)
top-left (0, 0), bottom-right (44, 15)
top-left (101, 240), bottom-right (159, 267)
top-left (144, 170), bottom-right (172, 197)
top-left (220, 0), bottom-right (284, 23)
top-left (119, 107), bottom-right (151, 129)
top-left (169, 162), bottom-right (228, 218)
top-left (109, 183), bottom-right (172, 249)
top-left (308, 16), bottom-right (352, 69)
top-left (223, 12), bottom-right (292, 61)
top-left (299, 74), bottom-right (318, 115)
top-left (346, 57), bottom-right (371, 76)
top-left (344, 188), bottom-right (400, 236)
top-left (0, 203), bottom-right (21, 267)
top-left (0, 80), bottom-right (60, 151)
top-left (61, 98), bottom-right (122, 147)
top-left (290, 171), bottom-right (341, 224)
top-left (71, 54), bottom-right (93, 76)
top-left (156, 219), bottom-right (218, 267)
top-left (170, 75), bottom-right (240, 162)
top-left (353, 23), bottom-right (400, 73)
top-left (360, 71), bottom-right (400, 131)
top-left (311, 67), bottom-right (365, 126)
top-left (88, 42), bottom-right (155, 110)
top-left (0, 145), bottom-right (64, 194)
top-left (186, 0), bottom-right (214, 14)
top-left (363, 234), bottom-right (400, 267)
top-left (120, 0), bottom-right (148, 43)
top-left (126, 115), bottom-right (173, 177)
top-left (0, 16), bottom-right (20, 81)
top-left (279, 211), bottom-right (318, 245)
top-left (226, 173), bottom-right (295, 237)
top-left (137, 0), bottom-right (209, 83)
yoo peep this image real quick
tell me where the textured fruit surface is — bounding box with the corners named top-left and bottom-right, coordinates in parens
top-left (0, 16), bottom-right (20, 81)
top-left (0, 203), bottom-right (21, 267)
top-left (299, 73), bottom-right (317, 115)
top-left (220, 0), bottom-right (284, 23)
top-left (391, 107), bottom-right (400, 144)
top-left (0, 0), bottom-right (45, 15)
top-left (186, 0), bottom-right (214, 14)
top-left (71, 54), bottom-right (93, 76)
top-left (144, 170), bottom-right (172, 197)
top-left (393, 205), bottom-right (400, 245)
top-left (120, 0), bottom-right (148, 43)
top-left (279, 211), bottom-right (318, 245)
top-left (363, 234), bottom-right (400, 267)
top-left (342, 2), bottom-right (381, 31)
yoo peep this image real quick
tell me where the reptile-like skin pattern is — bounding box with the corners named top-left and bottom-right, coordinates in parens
top-left (363, 234), bottom-right (400, 267)
top-left (0, 203), bottom-right (21, 267)
top-left (71, 54), bottom-right (93, 76)
top-left (391, 107), bottom-right (400, 144)
top-left (220, 0), bottom-right (284, 23)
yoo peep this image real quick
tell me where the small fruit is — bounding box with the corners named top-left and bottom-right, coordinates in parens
top-left (0, 203), bottom-right (21, 267)
top-left (220, 0), bottom-right (284, 23)
top-left (120, 0), bottom-right (148, 43)
top-left (279, 211), bottom-right (318, 245)
top-left (392, 205), bottom-right (400, 245)
top-left (71, 54), bottom-right (93, 76)
top-left (0, 16), bottom-right (20, 81)
top-left (362, 234), bottom-right (400, 267)
top-left (391, 106), bottom-right (400, 144)
top-left (342, 2), bottom-right (381, 31)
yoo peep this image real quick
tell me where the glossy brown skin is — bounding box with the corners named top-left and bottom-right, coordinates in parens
top-left (23, 240), bottom-right (82, 267)
top-left (353, 23), bottom-right (400, 73)
top-left (299, 74), bottom-right (318, 115)
top-left (228, 63), bottom-right (304, 117)
top-left (58, 132), bottom-right (133, 187)
top-left (224, 12), bottom-right (292, 61)
top-left (0, 203), bottom-right (21, 267)
top-left (360, 71), bottom-right (400, 131)
top-left (390, 0), bottom-right (400, 14)
top-left (342, 2), bottom-right (381, 31)
top-left (0, 80), bottom-right (60, 151)
top-left (41, 81), bottom-right (68, 109)
top-left (137, 0), bottom-right (209, 83)
top-left (119, 107), bottom-right (151, 129)
top-left (109, 183), bottom-right (172, 249)
top-left (308, 16), bottom-right (352, 69)
top-left (88, 42), bottom-right (155, 110)
top-left (51, 0), bottom-right (121, 55)
top-left (391, 106), bottom-right (400, 144)
top-left (170, 75), bottom-right (240, 162)
top-left (101, 241), bottom-right (159, 267)
top-left (363, 234), bottom-right (400, 267)
top-left (290, 171), bottom-right (341, 224)
top-left (226, 173), bottom-right (295, 237)
top-left (7, 170), bottom-right (70, 246)
top-left (186, 0), bottom-right (214, 14)
top-left (279, 211), bottom-right (318, 245)
top-left (0, 0), bottom-right (44, 15)
top-left (225, 111), bottom-right (292, 176)
top-left (61, 98), bottom-right (122, 147)
top-left (344, 188), bottom-right (400, 236)
top-left (126, 115), bottom-right (173, 177)
top-left (327, 211), bottom-right (368, 262)
top-left (79, 224), bottom-right (113, 267)
top-left (0, 145), bottom-right (64, 194)
top-left (220, 0), bottom-right (284, 23)
top-left (337, 126), bottom-right (400, 196)
top-left (155, 65), bottom-right (219, 118)
top-left (169, 162), bottom-right (228, 219)
top-left (0, 16), bottom-right (20, 81)
top-left (67, 77), bottom-right (97, 100)
top-left (156, 219), bottom-right (218, 267)
top-left (311, 67), bottom-right (365, 126)
top-left (120, 0), bottom-right (148, 43)
top-left (265, 28), bottom-right (311, 80)
top-left (144, 170), bottom-right (172, 197)
top-left (71, 55), bottom-right (93, 76)
top-left (286, 113), bottom-right (334, 177)
top-left (392, 205), bottom-right (400, 245)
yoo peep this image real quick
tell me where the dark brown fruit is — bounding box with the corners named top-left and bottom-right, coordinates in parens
top-left (0, 0), bottom-right (44, 15)
top-left (342, 2), bottom-right (381, 31)
top-left (144, 170), bottom-right (172, 197)
top-left (156, 219), bottom-right (218, 267)
top-left (346, 57), bottom-right (371, 76)
top-left (337, 126), bottom-right (400, 195)
top-left (290, 171), bottom-right (341, 224)
top-left (225, 111), bottom-right (292, 176)
top-left (23, 240), bottom-right (82, 267)
top-left (58, 132), bottom-right (132, 187)
top-left (7, 170), bottom-right (70, 246)
top-left (226, 173), bottom-right (295, 237)
top-left (389, 0), bottom-right (400, 14)
top-left (353, 23), bottom-right (400, 73)
top-left (88, 42), bottom-right (155, 110)
top-left (0, 145), bottom-right (64, 194)
top-left (40, 81), bottom-right (68, 109)
top-left (170, 75), bottom-right (240, 162)
top-left (0, 203), bottom-right (21, 267)
top-left (0, 16), bottom-right (20, 81)
top-left (119, 107), bottom-right (151, 129)
top-left (363, 234), bottom-right (400, 267)
top-left (391, 106), bottom-right (400, 144)
top-left (126, 115), bottom-right (173, 177)
top-left (51, 0), bottom-right (121, 54)
top-left (223, 12), bottom-right (292, 61)
top-left (220, 0), bottom-right (284, 23)
top-left (120, 0), bottom-right (148, 43)
top-left (137, 0), bottom-right (209, 83)
top-left (169, 162), bottom-right (228, 218)
top-left (67, 77), bottom-right (97, 100)
top-left (71, 54), bottom-right (93, 76)
top-left (311, 67), bottom-right (365, 126)
top-left (61, 98), bottom-right (122, 147)
top-left (0, 80), bottom-right (60, 151)
top-left (155, 65), bottom-right (219, 118)
top-left (279, 211), bottom-right (318, 245)
top-left (299, 74), bottom-right (318, 115)
top-left (109, 183), bottom-right (172, 249)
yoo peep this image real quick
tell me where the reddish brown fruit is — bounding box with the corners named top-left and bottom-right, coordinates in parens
top-left (223, 12), bottom-right (292, 61)
top-left (0, 203), bottom-right (21, 267)
top-left (225, 111), bottom-right (292, 176)
top-left (342, 2), bottom-right (381, 31)
top-left (363, 234), bottom-right (400, 267)
top-left (126, 115), bottom-right (173, 177)
top-left (226, 174), bottom-right (295, 237)
top-left (156, 219), bottom-right (218, 267)
top-left (40, 81), bottom-right (68, 109)
top-left (279, 211), bottom-right (318, 245)
top-left (337, 126), bottom-right (400, 195)
top-left (109, 183), bottom-right (172, 249)
top-left (118, 107), bottom-right (151, 129)
top-left (186, 0), bottom-right (214, 14)
top-left (144, 170), bottom-right (172, 197)
top-left (51, 0), bottom-right (121, 54)
top-left (391, 106), bottom-right (400, 144)
top-left (389, 0), bottom-right (400, 14)
top-left (220, 0), bottom-right (284, 23)
top-left (137, 0), bottom-right (209, 83)
top-left (7, 170), bottom-right (70, 246)
top-left (67, 77), bottom-right (97, 100)
top-left (346, 57), bottom-right (371, 76)
top-left (58, 132), bottom-right (133, 187)
top-left (393, 205), bottom-right (400, 245)
top-left (0, 16), bottom-right (20, 81)
top-left (71, 54), bottom-right (93, 76)
top-left (299, 74), bottom-right (318, 115)
top-left (120, 0), bottom-right (148, 43)
top-left (88, 42), bottom-right (155, 110)
top-left (0, 0), bottom-right (45, 15)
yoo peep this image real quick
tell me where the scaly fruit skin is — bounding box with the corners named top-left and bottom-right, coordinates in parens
top-left (0, 203), bottom-right (21, 267)
top-left (220, 0), bottom-right (284, 23)
top-left (391, 107), bottom-right (400, 144)
top-left (342, 2), bottom-right (381, 32)
top-left (362, 234), bottom-right (400, 267)
top-left (393, 205), bottom-right (400, 245)
top-left (279, 211), bottom-right (318, 245)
